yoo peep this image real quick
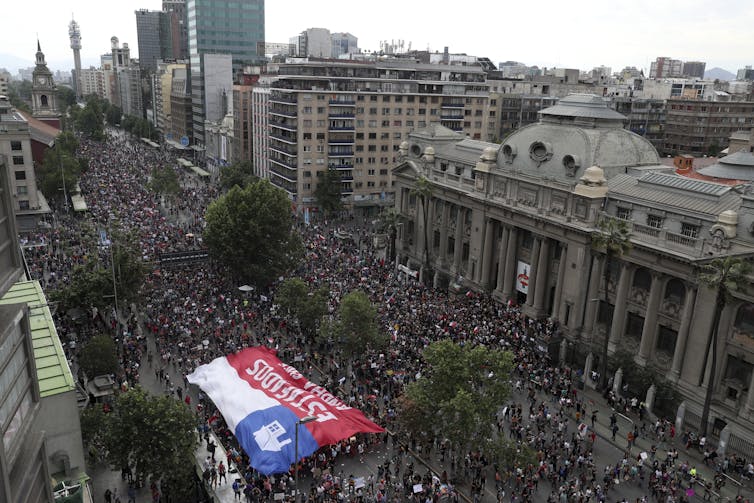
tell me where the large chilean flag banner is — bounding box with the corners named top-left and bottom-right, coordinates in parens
top-left (186, 347), bottom-right (384, 474)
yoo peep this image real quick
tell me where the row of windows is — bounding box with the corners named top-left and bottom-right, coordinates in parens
top-left (300, 94), bottom-right (488, 105)
top-left (616, 207), bottom-right (700, 237)
top-left (303, 168), bottom-right (389, 177)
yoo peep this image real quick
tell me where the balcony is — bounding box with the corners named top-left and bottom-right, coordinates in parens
top-left (270, 145), bottom-right (297, 157)
top-left (328, 149), bottom-right (354, 157)
top-left (328, 112), bottom-right (355, 119)
top-left (270, 157), bottom-right (298, 170)
top-left (270, 120), bottom-right (297, 132)
top-left (441, 102), bottom-right (464, 108)
top-left (329, 164), bottom-right (354, 170)
top-left (270, 133), bottom-right (297, 144)
top-left (270, 95), bottom-right (297, 105)
top-left (269, 167), bottom-right (297, 183)
top-left (329, 99), bottom-right (355, 106)
top-left (440, 114), bottom-right (464, 121)
top-left (328, 126), bottom-right (355, 132)
top-left (270, 109), bottom-right (297, 119)
top-left (666, 231), bottom-right (698, 248)
top-left (328, 139), bottom-right (355, 145)
top-left (339, 175), bottom-right (354, 182)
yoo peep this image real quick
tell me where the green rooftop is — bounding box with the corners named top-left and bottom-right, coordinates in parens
top-left (0, 280), bottom-right (75, 398)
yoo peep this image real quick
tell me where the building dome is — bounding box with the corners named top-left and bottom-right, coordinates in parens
top-left (497, 93), bottom-right (659, 182)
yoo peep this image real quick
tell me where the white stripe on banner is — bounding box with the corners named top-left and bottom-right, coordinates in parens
top-left (187, 357), bottom-right (279, 432)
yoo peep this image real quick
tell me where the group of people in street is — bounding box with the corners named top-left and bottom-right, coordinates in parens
top-left (21, 129), bottom-right (753, 503)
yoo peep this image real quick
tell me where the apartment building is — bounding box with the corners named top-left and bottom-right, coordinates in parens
top-left (266, 59), bottom-right (493, 215)
top-left (663, 99), bottom-right (754, 155)
top-left (610, 97), bottom-right (666, 151)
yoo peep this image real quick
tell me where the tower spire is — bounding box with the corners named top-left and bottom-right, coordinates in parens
top-left (37, 39), bottom-right (41, 52)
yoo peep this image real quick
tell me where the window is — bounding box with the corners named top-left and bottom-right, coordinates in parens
top-left (12, 156), bottom-right (24, 165)
top-left (656, 326), bottom-right (677, 354)
top-left (316, 145), bottom-right (324, 153)
top-left (316, 120), bottom-right (325, 127)
top-left (616, 207), bottom-right (632, 220)
top-left (303, 120), bottom-right (312, 127)
top-left (367, 181), bottom-right (375, 187)
top-left (647, 214), bottom-right (664, 229)
top-left (14, 171), bottom-right (26, 181)
top-left (356, 133), bottom-right (364, 139)
top-left (303, 145), bottom-right (311, 152)
top-left (316, 133), bottom-right (325, 140)
top-left (10, 141), bottom-right (22, 151)
top-left (317, 107), bottom-right (325, 113)
top-left (368, 145), bottom-right (376, 152)
top-left (355, 145), bottom-right (364, 152)
top-left (380, 132), bottom-right (389, 139)
top-left (393, 132), bottom-right (402, 139)
top-left (368, 132), bottom-right (377, 139)
top-left (16, 186), bottom-right (27, 196)
top-left (382, 108), bottom-right (390, 115)
top-left (394, 108), bottom-right (402, 114)
top-left (369, 107), bottom-right (377, 114)
top-left (303, 106), bottom-right (312, 113)
top-left (381, 120), bottom-right (389, 127)
top-left (18, 200), bottom-right (29, 210)
top-left (368, 169), bottom-right (376, 175)
top-left (303, 171), bottom-right (311, 177)
top-left (379, 169), bottom-right (388, 175)
top-left (418, 108), bottom-right (426, 115)
top-left (680, 223), bottom-right (699, 238)
top-left (303, 133), bottom-right (312, 140)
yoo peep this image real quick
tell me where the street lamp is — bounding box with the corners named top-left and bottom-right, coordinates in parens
top-left (294, 415), bottom-right (317, 502)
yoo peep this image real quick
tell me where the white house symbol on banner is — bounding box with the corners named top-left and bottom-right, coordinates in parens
top-left (253, 420), bottom-right (292, 451)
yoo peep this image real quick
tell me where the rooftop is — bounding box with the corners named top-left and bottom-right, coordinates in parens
top-left (0, 280), bottom-right (75, 398)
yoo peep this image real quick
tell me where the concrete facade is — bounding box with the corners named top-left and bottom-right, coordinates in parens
top-left (393, 94), bottom-right (754, 453)
top-left (663, 99), bottom-right (754, 155)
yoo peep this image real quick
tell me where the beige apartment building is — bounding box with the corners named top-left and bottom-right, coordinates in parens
top-left (267, 59), bottom-right (495, 215)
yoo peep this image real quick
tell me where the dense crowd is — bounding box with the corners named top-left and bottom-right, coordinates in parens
top-left (22, 131), bottom-right (752, 503)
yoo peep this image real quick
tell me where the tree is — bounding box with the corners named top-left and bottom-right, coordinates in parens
top-left (203, 180), bottom-right (303, 287)
top-left (313, 168), bottom-right (343, 217)
top-left (327, 290), bottom-right (386, 356)
top-left (410, 176), bottom-right (433, 283)
top-left (78, 335), bottom-right (118, 379)
top-left (106, 105), bottom-right (122, 126)
top-left (76, 104), bottom-right (104, 140)
top-left (37, 146), bottom-right (81, 204)
top-left (377, 208), bottom-right (403, 262)
top-left (698, 256), bottom-right (751, 436)
top-left (398, 340), bottom-right (514, 458)
top-left (101, 387), bottom-right (197, 500)
top-left (148, 165), bottom-right (181, 199)
top-left (591, 216), bottom-right (631, 390)
top-left (219, 160), bottom-right (257, 191)
top-left (57, 86), bottom-right (77, 108)
top-left (276, 278), bottom-right (328, 337)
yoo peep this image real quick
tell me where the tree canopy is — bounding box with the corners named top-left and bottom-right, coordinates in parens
top-left (78, 335), bottom-right (119, 379)
top-left (100, 387), bottom-right (197, 500)
top-left (313, 168), bottom-right (343, 217)
top-left (398, 340), bottom-right (513, 453)
top-left (203, 179), bottom-right (303, 287)
top-left (219, 160), bottom-right (257, 191)
top-left (321, 290), bottom-right (386, 355)
top-left (148, 165), bottom-right (181, 198)
top-left (275, 277), bottom-right (329, 337)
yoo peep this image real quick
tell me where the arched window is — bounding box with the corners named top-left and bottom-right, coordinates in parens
top-left (632, 268), bottom-right (651, 291)
top-left (40, 95), bottom-right (48, 107)
top-left (734, 303), bottom-right (754, 336)
top-left (664, 278), bottom-right (686, 305)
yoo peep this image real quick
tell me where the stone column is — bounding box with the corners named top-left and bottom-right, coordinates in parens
top-left (612, 368), bottom-right (623, 395)
top-left (582, 256), bottom-right (603, 341)
top-left (608, 263), bottom-right (633, 353)
top-left (551, 244), bottom-right (567, 320)
top-left (636, 273), bottom-right (664, 365)
top-left (494, 226), bottom-right (510, 296)
top-left (744, 366), bottom-right (754, 415)
top-left (533, 238), bottom-right (551, 313)
top-left (525, 237), bottom-right (542, 308)
top-left (670, 285), bottom-right (697, 381)
top-left (480, 219), bottom-right (495, 289)
top-left (584, 353), bottom-right (595, 389)
top-left (645, 384), bottom-right (657, 415)
top-left (439, 202), bottom-right (449, 266)
top-left (501, 227), bottom-right (518, 300)
top-left (452, 207), bottom-right (464, 275)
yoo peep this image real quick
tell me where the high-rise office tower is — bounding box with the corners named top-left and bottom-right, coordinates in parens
top-left (135, 9), bottom-right (166, 73)
top-left (162, 0), bottom-right (188, 60)
top-left (187, 0), bottom-right (265, 146)
top-left (68, 17), bottom-right (82, 100)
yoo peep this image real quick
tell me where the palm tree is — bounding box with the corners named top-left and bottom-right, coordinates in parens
top-left (410, 176), bottom-right (433, 283)
top-left (377, 207), bottom-right (403, 263)
top-left (591, 216), bottom-right (632, 390)
top-left (698, 256), bottom-right (751, 436)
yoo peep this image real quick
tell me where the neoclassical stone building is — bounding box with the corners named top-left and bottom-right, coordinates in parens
top-left (393, 94), bottom-right (754, 453)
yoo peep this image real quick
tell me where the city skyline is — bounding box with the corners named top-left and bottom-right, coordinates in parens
top-left (2, 0), bottom-right (754, 76)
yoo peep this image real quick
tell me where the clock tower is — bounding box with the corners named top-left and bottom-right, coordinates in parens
top-left (31, 40), bottom-right (61, 128)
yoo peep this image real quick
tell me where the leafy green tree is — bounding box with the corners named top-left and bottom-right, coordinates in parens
top-left (591, 216), bottom-right (631, 389)
top-left (7, 80), bottom-right (32, 113)
top-left (276, 278), bottom-right (328, 337)
top-left (313, 168), bottom-right (343, 217)
top-left (148, 165), bottom-right (181, 198)
top-left (76, 105), bottom-right (104, 140)
top-left (698, 256), bottom-right (751, 435)
top-left (102, 387), bottom-right (197, 500)
top-left (57, 86), bottom-right (77, 108)
top-left (399, 340), bottom-right (514, 457)
top-left (50, 262), bottom-right (114, 312)
top-left (219, 160), bottom-right (257, 191)
top-left (37, 146), bottom-right (81, 203)
top-left (78, 335), bottom-right (119, 379)
top-left (203, 180), bottom-right (303, 286)
top-left (106, 105), bottom-right (122, 126)
top-left (80, 405), bottom-right (107, 450)
top-left (327, 290), bottom-right (386, 355)
top-left (410, 176), bottom-right (433, 282)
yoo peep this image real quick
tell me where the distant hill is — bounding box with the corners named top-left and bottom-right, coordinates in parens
top-left (704, 67), bottom-right (736, 81)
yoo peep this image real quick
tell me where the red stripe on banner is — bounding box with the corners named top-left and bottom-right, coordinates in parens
top-left (226, 347), bottom-right (383, 446)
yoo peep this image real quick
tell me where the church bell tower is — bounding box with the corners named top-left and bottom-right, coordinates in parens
top-left (31, 41), bottom-right (61, 128)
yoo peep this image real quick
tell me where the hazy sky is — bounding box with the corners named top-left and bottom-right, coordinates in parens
top-left (2, 0), bottom-right (753, 75)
